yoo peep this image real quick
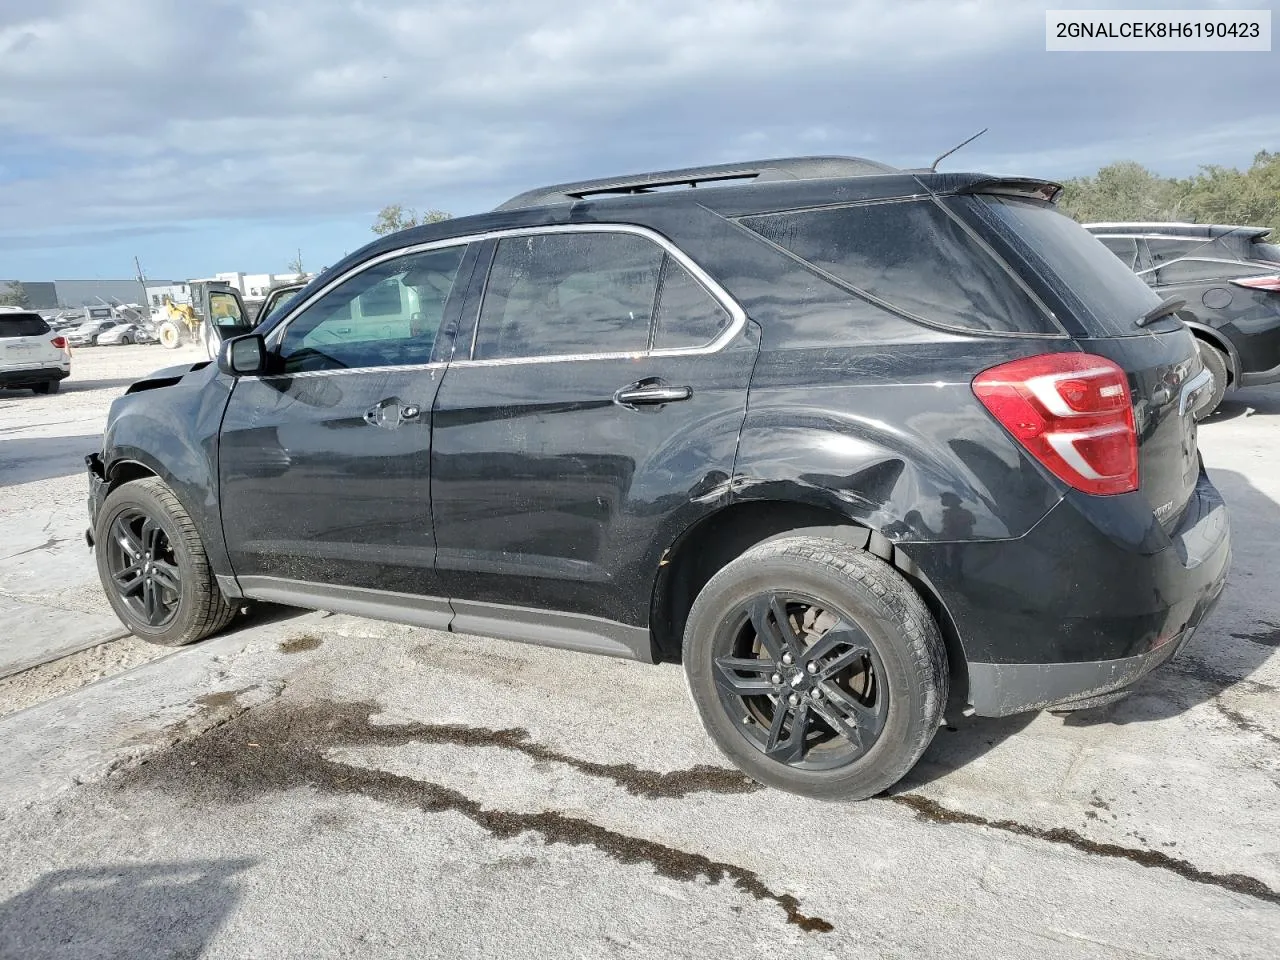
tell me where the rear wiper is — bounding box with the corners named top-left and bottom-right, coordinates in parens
top-left (1136, 296), bottom-right (1185, 328)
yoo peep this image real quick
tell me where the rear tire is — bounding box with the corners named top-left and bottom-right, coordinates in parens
top-left (32, 380), bottom-right (59, 395)
top-left (683, 536), bottom-right (947, 800)
top-left (94, 478), bottom-right (238, 646)
top-left (1194, 341), bottom-right (1229, 420)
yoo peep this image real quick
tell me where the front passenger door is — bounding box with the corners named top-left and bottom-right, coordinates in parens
top-left (219, 242), bottom-right (475, 601)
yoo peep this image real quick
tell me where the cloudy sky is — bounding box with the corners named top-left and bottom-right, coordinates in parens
top-left (1, 0), bottom-right (1276, 280)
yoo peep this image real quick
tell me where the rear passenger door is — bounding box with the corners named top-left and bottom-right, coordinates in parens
top-left (430, 227), bottom-right (758, 657)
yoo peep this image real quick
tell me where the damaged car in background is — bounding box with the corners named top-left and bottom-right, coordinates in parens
top-left (85, 156), bottom-right (1230, 799)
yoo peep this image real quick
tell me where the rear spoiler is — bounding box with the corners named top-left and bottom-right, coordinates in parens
top-left (956, 178), bottom-right (1063, 204)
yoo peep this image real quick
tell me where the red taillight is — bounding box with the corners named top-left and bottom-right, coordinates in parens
top-left (973, 353), bottom-right (1138, 496)
top-left (1230, 275), bottom-right (1280, 292)
top-left (50, 336), bottom-right (67, 349)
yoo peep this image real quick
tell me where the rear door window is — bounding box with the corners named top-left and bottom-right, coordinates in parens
top-left (473, 232), bottom-right (663, 360)
top-left (0, 314), bottom-right (51, 337)
top-left (1096, 236), bottom-right (1140, 270)
top-left (1157, 258), bottom-right (1274, 284)
top-left (739, 199), bottom-right (1058, 334)
top-left (1146, 238), bottom-right (1204, 264)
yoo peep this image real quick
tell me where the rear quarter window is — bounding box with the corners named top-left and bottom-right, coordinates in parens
top-left (739, 199), bottom-right (1059, 335)
top-left (959, 196), bottom-right (1162, 337)
top-left (0, 314), bottom-right (51, 337)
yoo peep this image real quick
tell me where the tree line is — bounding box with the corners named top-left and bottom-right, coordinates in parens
top-left (1058, 150), bottom-right (1280, 233)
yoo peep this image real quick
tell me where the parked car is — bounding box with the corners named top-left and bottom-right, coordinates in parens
top-left (86, 157), bottom-right (1229, 799)
top-left (1085, 222), bottom-right (1280, 417)
top-left (0, 311), bottom-right (71, 393)
top-left (97, 323), bottom-right (158, 346)
top-left (66, 320), bottom-right (121, 347)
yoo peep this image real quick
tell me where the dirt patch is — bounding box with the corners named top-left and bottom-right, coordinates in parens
top-left (891, 793), bottom-right (1280, 906)
top-left (111, 697), bottom-right (826, 932)
top-left (0, 636), bottom-right (170, 717)
top-left (279, 635), bottom-right (322, 655)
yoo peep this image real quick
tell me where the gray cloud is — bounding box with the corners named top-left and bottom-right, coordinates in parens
top-left (0, 0), bottom-right (1275, 238)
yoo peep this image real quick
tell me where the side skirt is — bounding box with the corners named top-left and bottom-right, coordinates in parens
top-left (235, 575), bottom-right (655, 663)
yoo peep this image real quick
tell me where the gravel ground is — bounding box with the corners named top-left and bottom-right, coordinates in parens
top-left (0, 347), bottom-right (1277, 959)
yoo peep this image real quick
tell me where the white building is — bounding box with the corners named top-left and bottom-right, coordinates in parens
top-left (214, 272), bottom-right (309, 300)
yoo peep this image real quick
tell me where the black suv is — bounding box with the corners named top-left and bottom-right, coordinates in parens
top-left (1085, 222), bottom-right (1280, 417)
top-left (87, 157), bottom-right (1230, 799)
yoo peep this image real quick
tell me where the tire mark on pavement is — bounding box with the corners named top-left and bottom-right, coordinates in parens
top-left (890, 793), bottom-right (1280, 906)
top-left (1213, 701), bottom-right (1280, 747)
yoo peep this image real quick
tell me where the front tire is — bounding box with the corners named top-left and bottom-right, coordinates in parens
top-left (94, 478), bottom-right (237, 646)
top-left (683, 536), bottom-right (947, 800)
top-left (1194, 341), bottom-right (1229, 420)
top-left (32, 380), bottom-right (60, 395)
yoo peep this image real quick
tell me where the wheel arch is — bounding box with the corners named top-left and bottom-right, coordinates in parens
top-left (1182, 316), bottom-right (1239, 386)
top-left (649, 498), bottom-right (970, 712)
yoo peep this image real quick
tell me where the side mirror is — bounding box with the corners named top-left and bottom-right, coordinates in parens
top-left (218, 334), bottom-right (268, 377)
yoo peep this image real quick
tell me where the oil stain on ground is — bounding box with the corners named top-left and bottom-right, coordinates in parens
top-left (891, 794), bottom-right (1280, 907)
top-left (111, 697), bottom-right (827, 933)
top-left (279, 635), bottom-right (323, 655)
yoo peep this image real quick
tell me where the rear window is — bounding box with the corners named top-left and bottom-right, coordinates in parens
top-left (958, 196), bottom-right (1163, 337)
top-left (0, 314), bottom-right (50, 338)
top-left (739, 199), bottom-right (1059, 334)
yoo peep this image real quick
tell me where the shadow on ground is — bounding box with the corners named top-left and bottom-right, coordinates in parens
top-left (0, 859), bottom-right (253, 960)
top-left (228, 600), bottom-right (310, 633)
top-left (1202, 385), bottom-right (1280, 423)
top-left (0, 435), bottom-right (101, 487)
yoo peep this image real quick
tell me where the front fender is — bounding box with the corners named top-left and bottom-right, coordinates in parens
top-left (101, 365), bottom-right (235, 578)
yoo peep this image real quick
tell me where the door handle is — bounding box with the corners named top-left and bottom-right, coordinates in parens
top-left (364, 399), bottom-right (422, 428)
top-left (614, 383), bottom-right (692, 407)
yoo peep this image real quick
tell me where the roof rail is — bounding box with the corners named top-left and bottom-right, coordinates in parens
top-left (494, 156), bottom-right (899, 211)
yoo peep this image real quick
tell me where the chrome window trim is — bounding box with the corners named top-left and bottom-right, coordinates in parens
top-left (1135, 255), bottom-right (1255, 279)
top-left (260, 361), bottom-right (447, 381)
top-left (457, 223), bottom-right (746, 366)
top-left (259, 225), bottom-right (745, 372)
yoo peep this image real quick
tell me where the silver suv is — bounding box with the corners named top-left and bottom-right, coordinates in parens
top-left (0, 311), bottom-right (72, 394)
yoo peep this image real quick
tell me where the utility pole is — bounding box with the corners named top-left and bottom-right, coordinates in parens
top-left (134, 256), bottom-right (147, 306)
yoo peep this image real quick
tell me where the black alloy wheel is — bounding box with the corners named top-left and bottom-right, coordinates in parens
top-left (713, 594), bottom-right (888, 769)
top-left (105, 509), bottom-right (182, 628)
top-left (683, 536), bottom-right (947, 800)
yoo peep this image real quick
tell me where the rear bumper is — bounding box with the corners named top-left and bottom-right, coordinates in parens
top-left (908, 467), bottom-right (1231, 716)
top-left (966, 590), bottom-right (1222, 715)
top-left (1238, 359), bottom-right (1280, 388)
top-left (0, 365), bottom-right (69, 387)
